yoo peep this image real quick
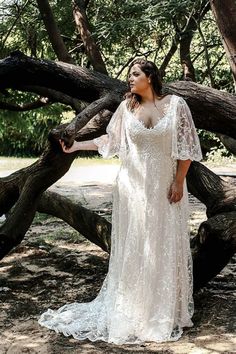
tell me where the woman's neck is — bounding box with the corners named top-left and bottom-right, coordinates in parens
top-left (140, 90), bottom-right (159, 104)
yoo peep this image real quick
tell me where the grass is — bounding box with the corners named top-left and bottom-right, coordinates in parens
top-left (32, 230), bottom-right (85, 245)
top-left (33, 212), bottom-right (51, 223)
top-left (0, 155), bottom-right (120, 172)
top-left (72, 156), bottom-right (120, 167)
top-left (0, 156), bottom-right (37, 171)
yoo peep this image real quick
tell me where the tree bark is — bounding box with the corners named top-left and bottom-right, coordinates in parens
top-left (217, 134), bottom-right (236, 155)
top-left (210, 0), bottom-right (236, 90)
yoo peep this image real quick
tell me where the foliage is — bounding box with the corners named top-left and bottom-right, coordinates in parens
top-left (0, 91), bottom-right (64, 156)
top-left (205, 137), bottom-right (235, 165)
top-left (0, 0), bottom-right (235, 156)
top-left (197, 129), bottom-right (236, 164)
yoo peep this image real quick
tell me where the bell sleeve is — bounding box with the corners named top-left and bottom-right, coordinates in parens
top-left (93, 100), bottom-right (126, 159)
top-left (171, 97), bottom-right (202, 161)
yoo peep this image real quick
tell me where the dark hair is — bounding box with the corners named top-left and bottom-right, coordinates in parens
top-left (126, 58), bottom-right (163, 111)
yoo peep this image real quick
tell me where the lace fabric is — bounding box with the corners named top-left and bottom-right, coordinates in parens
top-left (172, 97), bottom-right (203, 161)
top-left (93, 101), bottom-right (127, 160)
top-left (38, 94), bottom-right (202, 344)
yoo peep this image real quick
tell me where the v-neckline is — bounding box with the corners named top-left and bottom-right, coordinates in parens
top-left (128, 95), bottom-right (174, 130)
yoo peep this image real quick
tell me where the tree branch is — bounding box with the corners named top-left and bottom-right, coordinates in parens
top-left (61, 92), bottom-right (122, 146)
top-left (0, 96), bottom-right (50, 111)
top-left (38, 190), bottom-right (111, 252)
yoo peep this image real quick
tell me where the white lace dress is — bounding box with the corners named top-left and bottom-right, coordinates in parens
top-left (38, 94), bottom-right (202, 344)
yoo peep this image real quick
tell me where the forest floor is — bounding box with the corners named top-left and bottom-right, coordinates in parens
top-left (0, 158), bottom-right (236, 354)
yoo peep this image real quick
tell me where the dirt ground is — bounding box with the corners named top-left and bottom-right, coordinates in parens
top-left (0, 162), bottom-right (236, 354)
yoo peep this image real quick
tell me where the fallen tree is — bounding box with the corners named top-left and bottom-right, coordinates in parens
top-left (0, 51), bottom-right (236, 291)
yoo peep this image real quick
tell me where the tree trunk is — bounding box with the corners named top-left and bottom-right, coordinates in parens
top-left (0, 149), bottom-right (75, 258)
top-left (0, 52), bottom-right (125, 110)
top-left (176, 0), bottom-right (210, 81)
top-left (72, 0), bottom-right (108, 75)
top-left (187, 162), bottom-right (236, 290)
top-left (36, 0), bottom-right (75, 64)
top-left (210, 0), bottom-right (236, 90)
top-left (179, 19), bottom-right (196, 81)
top-left (159, 35), bottom-right (179, 79)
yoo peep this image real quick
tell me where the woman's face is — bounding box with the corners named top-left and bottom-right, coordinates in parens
top-left (128, 64), bottom-right (150, 96)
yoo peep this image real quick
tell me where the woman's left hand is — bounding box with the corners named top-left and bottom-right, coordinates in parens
top-left (168, 181), bottom-right (183, 204)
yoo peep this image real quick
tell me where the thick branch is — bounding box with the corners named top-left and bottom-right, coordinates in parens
top-left (165, 81), bottom-right (236, 138)
top-left (186, 162), bottom-right (236, 290)
top-left (0, 52), bottom-right (126, 103)
top-left (62, 93), bottom-right (122, 144)
top-left (0, 149), bottom-right (76, 260)
top-left (1, 53), bottom-right (236, 139)
top-left (187, 162), bottom-right (236, 217)
top-left (38, 190), bottom-right (111, 252)
top-left (0, 96), bottom-right (50, 111)
top-left (192, 212), bottom-right (236, 290)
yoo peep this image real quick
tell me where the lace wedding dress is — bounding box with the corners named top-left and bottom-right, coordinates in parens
top-left (38, 94), bottom-right (202, 344)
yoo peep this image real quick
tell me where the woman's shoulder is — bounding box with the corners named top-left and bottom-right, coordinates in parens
top-left (171, 94), bottom-right (186, 103)
top-left (160, 94), bottom-right (178, 106)
top-left (119, 98), bottom-right (130, 112)
top-left (120, 99), bottom-right (127, 106)
top-left (114, 99), bottom-right (127, 113)
top-left (168, 94), bottom-right (183, 101)
top-left (169, 95), bottom-right (189, 109)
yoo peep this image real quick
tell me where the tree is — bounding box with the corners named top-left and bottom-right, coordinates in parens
top-left (210, 0), bottom-right (236, 90)
top-left (72, 0), bottom-right (108, 74)
top-left (0, 1), bottom-right (235, 292)
top-left (36, 0), bottom-right (75, 64)
top-left (0, 1), bottom-right (233, 157)
top-left (0, 51), bottom-right (236, 292)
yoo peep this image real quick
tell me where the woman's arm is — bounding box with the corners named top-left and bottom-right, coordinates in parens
top-left (168, 159), bottom-right (191, 203)
top-left (60, 139), bottom-right (99, 153)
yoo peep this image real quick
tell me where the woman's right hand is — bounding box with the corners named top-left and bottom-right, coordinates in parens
top-left (59, 139), bottom-right (77, 154)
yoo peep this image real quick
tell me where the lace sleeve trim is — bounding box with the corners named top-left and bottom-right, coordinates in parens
top-left (171, 97), bottom-right (202, 161)
top-left (93, 101), bottom-right (126, 159)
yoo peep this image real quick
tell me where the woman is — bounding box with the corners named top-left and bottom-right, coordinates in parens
top-left (38, 59), bottom-right (202, 344)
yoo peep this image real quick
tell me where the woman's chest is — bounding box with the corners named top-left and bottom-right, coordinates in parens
top-left (125, 110), bottom-right (173, 139)
top-left (133, 103), bottom-right (170, 129)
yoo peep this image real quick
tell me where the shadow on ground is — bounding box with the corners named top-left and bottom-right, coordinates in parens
top-left (0, 186), bottom-right (235, 354)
